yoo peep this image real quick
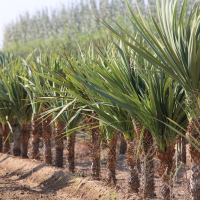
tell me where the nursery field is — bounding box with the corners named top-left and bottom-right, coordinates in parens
top-left (0, 132), bottom-right (191, 200)
top-left (0, 0), bottom-right (200, 200)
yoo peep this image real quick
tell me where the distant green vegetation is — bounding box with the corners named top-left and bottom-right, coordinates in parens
top-left (2, 0), bottom-right (195, 57)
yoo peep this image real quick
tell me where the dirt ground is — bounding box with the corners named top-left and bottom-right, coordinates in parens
top-left (0, 132), bottom-right (192, 200)
top-left (0, 173), bottom-right (77, 200)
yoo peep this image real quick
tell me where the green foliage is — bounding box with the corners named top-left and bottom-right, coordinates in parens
top-left (0, 0), bottom-right (198, 154)
top-left (0, 53), bottom-right (32, 125)
top-left (101, 0), bottom-right (200, 99)
top-left (3, 0), bottom-right (196, 57)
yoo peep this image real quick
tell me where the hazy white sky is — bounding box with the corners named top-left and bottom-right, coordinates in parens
top-left (0, 0), bottom-right (72, 49)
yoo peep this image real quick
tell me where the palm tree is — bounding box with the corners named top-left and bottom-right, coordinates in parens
top-left (54, 120), bottom-right (65, 167)
top-left (106, 130), bottom-right (118, 184)
top-left (65, 44), bottom-right (140, 186)
top-left (41, 111), bottom-right (52, 164)
top-left (31, 41), bottom-right (187, 199)
top-left (50, 100), bottom-right (82, 169)
top-left (57, 44), bottom-right (141, 190)
top-left (30, 114), bottom-right (42, 159)
top-left (14, 71), bottom-right (32, 159)
top-left (66, 111), bottom-right (82, 172)
top-left (177, 130), bottom-right (187, 164)
top-left (0, 122), bottom-right (3, 152)
top-left (41, 102), bottom-right (83, 170)
top-left (23, 52), bottom-right (55, 163)
top-left (0, 100), bottom-right (15, 154)
top-left (86, 112), bottom-right (101, 178)
top-left (63, 41), bottom-right (188, 199)
top-left (12, 120), bottom-right (21, 156)
top-left (21, 56), bottom-right (43, 160)
top-left (0, 53), bottom-right (17, 154)
top-left (67, 133), bottom-right (75, 171)
top-left (20, 122), bottom-right (31, 158)
top-left (100, 0), bottom-right (200, 198)
top-left (12, 67), bottom-right (32, 159)
top-left (0, 58), bottom-right (32, 158)
top-left (2, 124), bottom-right (11, 153)
top-left (24, 51), bottom-right (85, 169)
top-left (119, 132), bottom-right (127, 154)
top-left (95, 107), bottom-right (139, 187)
top-left (29, 45), bottom-right (139, 188)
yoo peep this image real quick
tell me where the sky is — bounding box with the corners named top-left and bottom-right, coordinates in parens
top-left (0, 0), bottom-right (148, 49)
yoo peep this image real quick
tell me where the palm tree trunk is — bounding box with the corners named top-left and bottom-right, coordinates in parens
top-left (90, 117), bottom-right (100, 179)
top-left (85, 113), bottom-right (101, 178)
top-left (178, 131), bottom-right (186, 164)
top-left (55, 121), bottom-right (65, 167)
top-left (67, 134), bottom-right (75, 172)
top-left (134, 123), bottom-right (142, 173)
top-left (107, 134), bottom-right (117, 185)
top-left (140, 129), bottom-right (155, 199)
top-left (30, 115), bottom-right (42, 159)
top-left (119, 132), bottom-right (127, 154)
top-left (0, 122), bottom-right (3, 152)
top-left (126, 137), bottom-right (140, 193)
top-left (42, 115), bottom-right (52, 164)
top-left (134, 123), bottom-right (156, 197)
top-left (13, 125), bottom-right (21, 156)
top-left (157, 146), bottom-right (175, 200)
top-left (21, 123), bottom-right (31, 159)
top-left (2, 123), bottom-right (10, 153)
top-left (188, 118), bottom-right (200, 200)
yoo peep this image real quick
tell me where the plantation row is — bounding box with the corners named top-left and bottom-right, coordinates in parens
top-left (0, 0), bottom-right (200, 199)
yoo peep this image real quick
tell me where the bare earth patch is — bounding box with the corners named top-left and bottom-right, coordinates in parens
top-left (0, 153), bottom-right (120, 200)
top-left (0, 133), bottom-right (192, 199)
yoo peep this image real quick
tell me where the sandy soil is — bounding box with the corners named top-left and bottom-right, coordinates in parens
top-left (0, 173), bottom-right (75, 200)
top-left (0, 132), bottom-right (192, 200)
top-left (0, 153), bottom-right (117, 200)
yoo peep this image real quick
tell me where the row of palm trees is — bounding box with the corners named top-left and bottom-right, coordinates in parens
top-left (46, 39), bottom-right (187, 199)
top-left (0, 0), bottom-right (200, 199)
top-left (0, 51), bottom-right (83, 170)
top-left (97, 0), bottom-right (200, 199)
top-left (29, 1), bottom-right (199, 199)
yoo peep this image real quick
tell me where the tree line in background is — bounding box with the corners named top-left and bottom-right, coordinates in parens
top-left (2, 0), bottom-right (195, 56)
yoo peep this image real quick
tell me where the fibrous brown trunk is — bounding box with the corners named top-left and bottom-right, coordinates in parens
top-left (135, 123), bottom-right (156, 197)
top-left (67, 134), bottom-right (75, 172)
top-left (107, 134), bottom-right (117, 185)
top-left (177, 131), bottom-right (187, 164)
top-left (21, 123), bottom-right (31, 159)
top-left (119, 133), bottom-right (127, 154)
top-left (2, 124), bottom-right (10, 153)
top-left (13, 125), bottom-right (21, 156)
top-left (30, 116), bottom-right (42, 159)
top-left (134, 124), bottom-right (142, 173)
top-left (55, 121), bottom-right (65, 167)
top-left (42, 115), bottom-right (52, 164)
top-left (140, 130), bottom-right (155, 199)
top-left (0, 122), bottom-right (3, 152)
top-left (126, 138), bottom-right (140, 193)
top-left (89, 116), bottom-right (100, 179)
top-left (157, 146), bottom-right (175, 200)
top-left (85, 113), bottom-right (101, 178)
top-left (188, 118), bottom-right (200, 200)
